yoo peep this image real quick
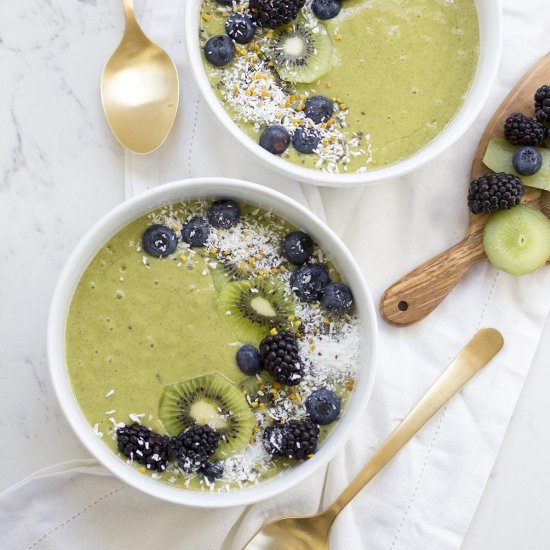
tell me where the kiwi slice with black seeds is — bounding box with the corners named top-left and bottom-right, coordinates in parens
top-left (266, 17), bottom-right (334, 84)
top-left (159, 373), bottom-right (256, 460)
top-left (217, 278), bottom-right (295, 345)
top-left (210, 260), bottom-right (253, 292)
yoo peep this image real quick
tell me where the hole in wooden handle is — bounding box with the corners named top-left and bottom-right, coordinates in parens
top-left (398, 301), bottom-right (409, 312)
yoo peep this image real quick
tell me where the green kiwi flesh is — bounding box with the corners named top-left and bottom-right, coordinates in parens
top-left (217, 278), bottom-right (295, 345)
top-left (159, 373), bottom-right (256, 460)
top-left (483, 138), bottom-right (550, 192)
top-left (267, 17), bottom-right (334, 84)
top-left (483, 205), bottom-right (550, 275)
top-left (210, 261), bottom-right (252, 292)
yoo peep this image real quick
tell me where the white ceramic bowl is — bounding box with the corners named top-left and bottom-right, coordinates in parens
top-left (48, 178), bottom-right (378, 508)
top-left (185, 0), bottom-right (502, 187)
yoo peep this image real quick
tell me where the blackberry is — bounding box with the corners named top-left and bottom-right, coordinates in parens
top-left (169, 425), bottom-right (219, 473)
top-left (249, 0), bottom-right (306, 29)
top-left (534, 85), bottom-right (550, 124)
top-left (503, 113), bottom-right (545, 146)
top-left (263, 418), bottom-right (319, 460)
top-left (259, 331), bottom-right (303, 386)
top-left (467, 173), bottom-right (524, 214)
top-left (116, 423), bottom-right (170, 472)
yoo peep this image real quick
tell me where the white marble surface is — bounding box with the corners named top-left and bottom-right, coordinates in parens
top-left (1, 1), bottom-right (549, 548)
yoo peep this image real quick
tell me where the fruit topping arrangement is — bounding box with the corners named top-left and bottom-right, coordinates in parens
top-left (200, 0), bottom-right (370, 172)
top-left (112, 199), bottom-right (359, 489)
top-left (469, 84), bottom-right (550, 276)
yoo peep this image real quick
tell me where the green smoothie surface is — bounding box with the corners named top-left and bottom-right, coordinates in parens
top-left (199, 0), bottom-right (479, 173)
top-left (66, 201), bottom-right (361, 491)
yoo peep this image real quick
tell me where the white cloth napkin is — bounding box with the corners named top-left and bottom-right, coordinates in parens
top-left (2, 1), bottom-right (550, 549)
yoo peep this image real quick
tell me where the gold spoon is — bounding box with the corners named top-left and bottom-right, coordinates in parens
top-left (100, 0), bottom-right (180, 154)
top-left (243, 328), bottom-right (504, 550)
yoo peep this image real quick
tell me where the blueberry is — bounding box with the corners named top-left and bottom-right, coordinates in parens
top-left (321, 282), bottom-right (353, 313)
top-left (236, 344), bottom-right (263, 375)
top-left (142, 225), bottom-right (177, 258)
top-left (305, 389), bottom-right (341, 425)
top-left (225, 13), bottom-right (256, 44)
top-left (181, 217), bottom-right (210, 247)
top-left (292, 127), bottom-right (321, 154)
top-left (201, 461), bottom-right (224, 483)
top-left (512, 146), bottom-right (542, 176)
top-left (207, 199), bottom-right (240, 229)
top-left (304, 96), bottom-right (334, 124)
top-left (204, 35), bottom-right (235, 66)
top-left (290, 263), bottom-right (330, 302)
top-left (312, 0), bottom-right (342, 20)
top-left (283, 231), bottom-right (314, 265)
top-left (259, 125), bottom-right (291, 155)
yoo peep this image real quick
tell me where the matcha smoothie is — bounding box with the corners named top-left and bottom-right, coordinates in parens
top-left (199, 0), bottom-right (479, 173)
top-left (66, 199), bottom-right (361, 491)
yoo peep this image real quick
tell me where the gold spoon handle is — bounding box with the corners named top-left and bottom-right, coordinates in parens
top-left (324, 328), bottom-right (504, 523)
top-left (122, 0), bottom-right (138, 28)
top-left (122, 0), bottom-right (134, 15)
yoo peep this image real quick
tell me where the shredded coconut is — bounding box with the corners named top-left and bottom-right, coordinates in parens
top-left (201, 1), bottom-right (373, 173)
top-left (96, 198), bottom-right (362, 492)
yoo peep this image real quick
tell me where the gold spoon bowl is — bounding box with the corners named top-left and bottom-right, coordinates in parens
top-left (101, 0), bottom-right (179, 154)
top-left (243, 328), bottom-right (504, 550)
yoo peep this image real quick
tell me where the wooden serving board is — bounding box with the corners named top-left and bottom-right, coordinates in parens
top-left (380, 52), bottom-right (550, 326)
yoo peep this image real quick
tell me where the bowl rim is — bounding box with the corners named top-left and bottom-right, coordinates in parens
top-left (184, 0), bottom-right (503, 187)
top-left (47, 177), bottom-right (378, 508)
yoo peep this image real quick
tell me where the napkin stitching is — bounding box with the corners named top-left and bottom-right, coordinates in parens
top-left (475, 272), bottom-right (500, 329)
top-left (387, 408), bottom-right (448, 550)
top-left (387, 270), bottom-right (500, 549)
top-left (26, 485), bottom-right (126, 549)
top-left (187, 98), bottom-right (201, 177)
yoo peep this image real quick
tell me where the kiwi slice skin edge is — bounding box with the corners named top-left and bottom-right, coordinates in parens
top-left (268, 17), bottom-right (334, 84)
top-left (483, 205), bottom-right (550, 276)
top-left (217, 279), bottom-right (295, 346)
top-left (158, 373), bottom-right (256, 461)
top-left (483, 138), bottom-right (550, 192)
top-left (210, 261), bottom-right (251, 293)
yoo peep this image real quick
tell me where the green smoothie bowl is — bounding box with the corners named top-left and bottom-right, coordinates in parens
top-left (47, 178), bottom-right (377, 507)
top-left (185, 0), bottom-right (502, 186)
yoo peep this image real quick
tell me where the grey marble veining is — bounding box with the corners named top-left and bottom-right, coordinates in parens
top-left (1, 1), bottom-right (550, 549)
top-left (0, 0), bottom-right (125, 483)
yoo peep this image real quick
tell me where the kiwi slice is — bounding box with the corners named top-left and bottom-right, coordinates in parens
top-left (483, 205), bottom-right (550, 275)
top-left (210, 261), bottom-right (252, 292)
top-left (159, 373), bottom-right (256, 460)
top-left (483, 138), bottom-right (550, 192)
top-left (266, 17), bottom-right (333, 84)
top-left (217, 278), bottom-right (295, 344)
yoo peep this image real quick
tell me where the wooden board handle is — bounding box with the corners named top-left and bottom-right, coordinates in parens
top-left (380, 232), bottom-right (486, 326)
